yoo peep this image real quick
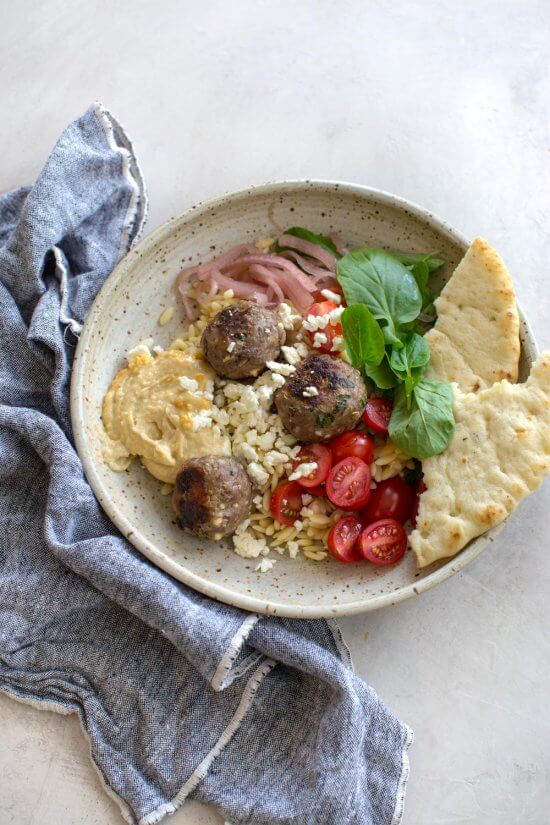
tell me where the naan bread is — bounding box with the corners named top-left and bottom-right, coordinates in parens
top-left (425, 237), bottom-right (520, 392)
top-left (410, 352), bottom-right (550, 567)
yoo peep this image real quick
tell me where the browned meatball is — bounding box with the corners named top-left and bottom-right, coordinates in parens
top-left (201, 301), bottom-right (285, 379)
top-left (172, 456), bottom-right (251, 540)
top-left (275, 354), bottom-right (367, 443)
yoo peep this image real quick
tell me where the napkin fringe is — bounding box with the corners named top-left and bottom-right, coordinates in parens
top-left (91, 101), bottom-right (148, 257)
top-left (138, 658), bottom-right (277, 825)
top-left (390, 724), bottom-right (414, 825)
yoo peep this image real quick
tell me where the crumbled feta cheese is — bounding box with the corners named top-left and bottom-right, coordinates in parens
top-left (278, 302), bottom-right (301, 330)
top-left (226, 340), bottom-right (236, 353)
top-left (302, 386), bottom-right (319, 397)
top-left (255, 557), bottom-right (276, 573)
top-left (238, 442), bottom-right (259, 462)
top-left (126, 339), bottom-right (154, 364)
top-left (247, 462), bottom-right (270, 487)
top-left (287, 541), bottom-right (300, 559)
top-left (313, 332), bottom-right (328, 348)
top-left (332, 335), bottom-right (346, 351)
top-left (270, 373), bottom-right (286, 387)
top-left (301, 494), bottom-right (313, 506)
top-left (266, 361), bottom-right (296, 376)
top-left (188, 411), bottom-right (212, 432)
top-left (264, 450), bottom-right (290, 468)
top-left (303, 313), bottom-right (329, 332)
top-left (289, 461), bottom-right (317, 481)
top-left (328, 306), bottom-right (345, 323)
top-left (320, 289), bottom-right (342, 304)
top-left (178, 376), bottom-right (199, 392)
top-left (295, 341), bottom-right (309, 358)
top-left (233, 531), bottom-right (266, 558)
top-left (281, 345), bottom-right (301, 366)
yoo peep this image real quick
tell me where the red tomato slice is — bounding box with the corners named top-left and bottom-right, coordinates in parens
top-left (359, 518), bottom-right (407, 566)
top-left (411, 480), bottom-right (427, 527)
top-left (326, 457), bottom-right (372, 511)
top-left (291, 444), bottom-right (332, 488)
top-left (305, 300), bottom-right (343, 355)
top-left (362, 397), bottom-right (394, 435)
top-left (270, 481), bottom-right (303, 526)
top-left (329, 431), bottom-right (375, 465)
top-left (307, 483), bottom-right (327, 497)
top-left (327, 515), bottom-right (364, 563)
top-left (362, 477), bottom-right (414, 524)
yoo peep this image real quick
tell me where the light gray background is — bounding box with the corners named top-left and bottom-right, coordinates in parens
top-left (1, 1), bottom-right (549, 823)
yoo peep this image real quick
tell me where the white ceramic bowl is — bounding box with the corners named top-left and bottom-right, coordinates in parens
top-left (71, 180), bottom-right (537, 618)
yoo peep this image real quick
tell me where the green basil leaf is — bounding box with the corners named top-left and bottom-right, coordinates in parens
top-left (341, 304), bottom-right (384, 371)
top-left (389, 332), bottom-right (430, 391)
top-left (389, 380), bottom-right (455, 458)
top-left (364, 355), bottom-right (400, 389)
top-left (337, 248), bottom-right (422, 346)
top-left (392, 251), bottom-right (445, 272)
top-left (278, 226), bottom-right (339, 256)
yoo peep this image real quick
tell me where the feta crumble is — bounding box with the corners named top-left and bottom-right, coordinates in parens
top-left (178, 376), bottom-right (199, 392)
top-left (226, 340), bottom-right (236, 353)
top-left (313, 332), bottom-right (328, 348)
top-left (255, 558), bottom-right (276, 573)
top-left (280, 345), bottom-right (301, 366)
top-left (289, 461), bottom-right (317, 481)
top-left (320, 289), bottom-right (342, 304)
top-left (302, 386), bottom-right (319, 398)
top-left (266, 360), bottom-right (296, 376)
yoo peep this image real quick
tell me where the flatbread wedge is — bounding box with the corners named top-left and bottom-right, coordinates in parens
top-left (410, 351), bottom-right (550, 567)
top-left (425, 237), bottom-right (520, 392)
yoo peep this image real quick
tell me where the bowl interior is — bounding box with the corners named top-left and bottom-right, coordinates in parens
top-left (71, 181), bottom-right (536, 617)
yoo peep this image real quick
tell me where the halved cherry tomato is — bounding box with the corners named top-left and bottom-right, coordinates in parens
top-left (329, 431), bottom-right (375, 466)
top-left (359, 518), bottom-right (407, 566)
top-left (411, 480), bottom-right (427, 527)
top-left (327, 515), bottom-right (364, 563)
top-left (270, 481), bottom-right (303, 526)
top-left (362, 397), bottom-right (394, 435)
top-left (326, 457), bottom-right (372, 511)
top-left (305, 300), bottom-right (343, 354)
top-left (291, 444), bottom-right (332, 488)
top-left (307, 483), bottom-right (327, 497)
top-left (362, 477), bottom-right (414, 525)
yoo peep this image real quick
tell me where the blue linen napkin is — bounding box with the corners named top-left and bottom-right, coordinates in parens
top-left (0, 104), bottom-right (412, 825)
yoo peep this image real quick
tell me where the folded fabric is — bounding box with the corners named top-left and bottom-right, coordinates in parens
top-left (0, 104), bottom-right (412, 825)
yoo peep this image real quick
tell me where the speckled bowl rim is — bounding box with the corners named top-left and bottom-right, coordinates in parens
top-left (71, 180), bottom-right (539, 618)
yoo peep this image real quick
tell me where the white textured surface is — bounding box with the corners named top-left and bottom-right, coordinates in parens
top-left (1, 1), bottom-right (549, 823)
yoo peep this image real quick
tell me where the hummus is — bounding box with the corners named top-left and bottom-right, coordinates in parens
top-left (102, 349), bottom-right (230, 483)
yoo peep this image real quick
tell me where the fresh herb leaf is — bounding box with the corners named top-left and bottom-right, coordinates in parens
top-left (392, 251), bottom-right (445, 272)
top-left (337, 248), bottom-right (422, 346)
top-left (389, 380), bottom-right (455, 458)
top-left (389, 332), bottom-right (430, 401)
top-left (278, 226), bottom-right (339, 256)
top-left (316, 412), bottom-right (334, 428)
top-left (341, 304), bottom-right (384, 371)
top-left (364, 355), bottom-right (400, 389)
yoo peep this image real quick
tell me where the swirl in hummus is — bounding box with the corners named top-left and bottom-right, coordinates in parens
top-left (101, 347), bottom-right (230, 483)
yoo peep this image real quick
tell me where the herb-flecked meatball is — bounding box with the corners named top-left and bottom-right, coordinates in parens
top-left (172, 456), bottom-right (251, 540)
top-left (201, 301), bottom-right (285, 379)
top-left (275, 354), bottom-right (367, 443)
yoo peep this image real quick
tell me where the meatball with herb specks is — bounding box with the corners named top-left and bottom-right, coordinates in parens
top-left (201, 301), bottom-right (285, 379)
top-left (172, 456), bottom-right (251, 540)
top-left (275, 354), bottom-right (367, 443)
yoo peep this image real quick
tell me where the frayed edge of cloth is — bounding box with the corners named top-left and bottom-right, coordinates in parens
top-left (326, 618), bottom-right (354, 670)
top-left (210, 614), bottom-right (261, 692)
top-left (138, 658), bottom-right (277, 825)
top-left (91, 101), bottom-right (148, 257)
top-left (390, 724), bottom-right (414, 825)
top-left (0, 686), bottom-right (135, 824)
